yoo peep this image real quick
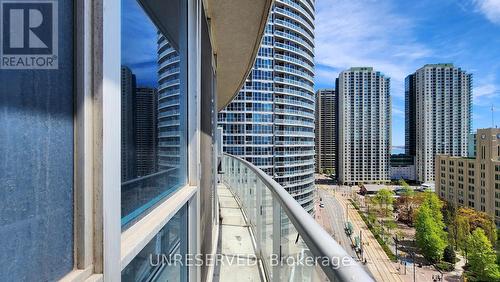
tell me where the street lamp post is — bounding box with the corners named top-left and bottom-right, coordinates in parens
top-left (360, 230), bottom-right (363, 261)
top-left (411, 240), bottom-right (416, 282)
top-left (394, 234), bottom-right (398, 260)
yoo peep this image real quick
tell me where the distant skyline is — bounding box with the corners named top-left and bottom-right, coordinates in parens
top-left (315, 0), bottom-right (500, 146)
top-left (123, 0), bottom-right (500, 146)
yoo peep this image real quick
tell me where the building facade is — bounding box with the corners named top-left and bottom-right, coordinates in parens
top-left (406, 64), bottom-right (472, 183)
top-left (390, 154), bottom-right (416, 181)
top-left (338, 67), bottom-right (391, 185)
top-left (315, 89), bottom-right (338, 175)
top-left (469, 133), bottom-right (477, 157)
top-left (135, 87), bottom-right (158, 177)
top-left (436, 128), bottom-right (500, 226)
top-left (218, 0), bottom-right (316, 212)
top-left (157, 35), bottom-right (186, 174)
top-left (405, 74), bottom-right (416, 157)
top-left (121, 66), bottom-right (137, 181)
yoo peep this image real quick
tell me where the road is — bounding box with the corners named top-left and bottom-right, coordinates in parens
top-left (315, 180), bottom-right (403, 282)
top-left (317, 189), bottom-right (356, 258)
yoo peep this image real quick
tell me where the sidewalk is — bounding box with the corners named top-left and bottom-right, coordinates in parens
top-left (335, 192), bottom-right (403, 282)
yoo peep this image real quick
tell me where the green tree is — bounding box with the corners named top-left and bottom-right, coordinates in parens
top-left (398, 179), bottom-right (410, 189)
top-left (466, 228), bottom-right (500, 281)
top-left (395, 190), bottom-right (423, 225)
top-left (442, 201), bottom-right (457, 226)
top-left (415, 202), bottom-right (447, 262)
top-left (386, 219), bottom-right (397, 234)
top-left (443, 245), bottom-right (456, 264)
top-left (449, 207), bottom-right (497, 252)
top-left (421, 191), bottom-right (444, 219)
top-left (375, 188), bottom-right (395, 216)
top-left (367, 213), bottom-right (377, 226)
top-left (455, 215), bottom-right (471, 252)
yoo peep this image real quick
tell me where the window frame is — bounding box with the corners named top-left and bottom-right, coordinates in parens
top-left (62, 0), bottom-right (202, 281)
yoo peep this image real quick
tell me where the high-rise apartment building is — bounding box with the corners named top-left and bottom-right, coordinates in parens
top-left (121, 66), bottom-right (137, 181)
top-left (135, 87), bottom-right (158, 176)
top-left (315, 89), bottom-right (338, 175)
top-left (157, 35), bottom-right (185, 174)
top-left (338, 67), bottom-right (391, 185)
top-left (406, 64), bottom-right (472, 183)
top-left (218, 0), bottom-right (316, 212)
top-left (405, 74), bottom-right (416, 157)
top-left (436, 128), bottom-right (500, 226)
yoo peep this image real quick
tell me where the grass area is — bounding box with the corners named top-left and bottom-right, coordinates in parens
top-left (349, 199), bottom-right (397, 261)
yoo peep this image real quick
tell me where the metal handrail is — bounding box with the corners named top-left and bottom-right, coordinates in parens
top-left (223, 153), bottom-right (374, 282)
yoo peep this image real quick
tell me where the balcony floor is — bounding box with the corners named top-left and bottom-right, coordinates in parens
top-left (212, 184), bottom-right (265, 282)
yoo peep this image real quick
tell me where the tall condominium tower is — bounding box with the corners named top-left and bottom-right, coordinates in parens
top-left (315, 89), bottom-right (338, 175)
top-left (405, 74), bottom-right (416, 157)
top-left (121, 66), bottom-right (137, 182)
top-left (135, 87), bottom-right (158, 177)
top-left (218, 0), bottom-right (316, 212)
top-left (338, 67), bottom-right (391, 185)
top-left (157, 34), bottom-right (186, 177)
top-left (406, 64), bottom-right (472, 183)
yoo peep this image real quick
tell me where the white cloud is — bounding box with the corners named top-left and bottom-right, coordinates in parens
top-left (392, 107), bottom-right (404, 117)
top-left (474, 82), bottom-right (499, 106)
top-left (314, 67), bottom-right (339, 86)
top-left (315, 0), bottom-right (433, 98)
top-left (473, 73), bottom-right (499, 106)
top-left (473, 0), bottom-right (500, 24)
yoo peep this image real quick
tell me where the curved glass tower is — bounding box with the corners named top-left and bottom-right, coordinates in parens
top-left (218, 0), bottom-right (316, 212)
top-left (156, 34), bottom-right (186, 186)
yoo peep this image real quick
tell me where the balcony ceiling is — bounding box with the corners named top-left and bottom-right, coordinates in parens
top-left (204, 0), bottom-right (274, 111)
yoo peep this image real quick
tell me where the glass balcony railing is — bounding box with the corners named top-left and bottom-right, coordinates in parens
top-left (274, 19), bottom-right (314, 46)
top-left (274, 65), bottom-right (314, 83)
top-left (274, 42), bottom-right (314, 64)
top-left (273, 7), bottom-right (314, 34)
top-left (274, 97), bottom-right (315, 110)
top-left (274, 31), bottom-right (314, 54)
top-left (274, 85), bottom-right (315, 101)
top-left (275, 0), bottom-right (315, 27)
top-left (274, 54), bottom-right (314, 74)
top-left (222, 154), bottom-right (373, 282)
top-left (121, 168), bottom-right (181, 226)
top-left (275, 130), bottom-right (315, 137)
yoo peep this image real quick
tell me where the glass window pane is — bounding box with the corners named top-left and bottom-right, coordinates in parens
top-left (121, 0), bottom-right (187, 227)
top-left (122, 204), bottom-right (188, 281)
top-left (0, 1), bottom-right (74, 280)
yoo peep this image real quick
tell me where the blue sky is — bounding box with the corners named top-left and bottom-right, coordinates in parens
top-left (315, 0), bottom-right (500, 146)
top-left (122, 0), bottom-right (159, 88)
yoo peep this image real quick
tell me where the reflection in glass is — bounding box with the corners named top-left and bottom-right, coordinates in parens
top-left (121, 0), bottom-right (187, 227)
top-left (122, 204), bottom-right (188, 281)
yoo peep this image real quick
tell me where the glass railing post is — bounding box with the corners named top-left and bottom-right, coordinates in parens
top-left (255, 177), bottom-right (263, 255)
top-left (272, 196), bottom-right (282, 282)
